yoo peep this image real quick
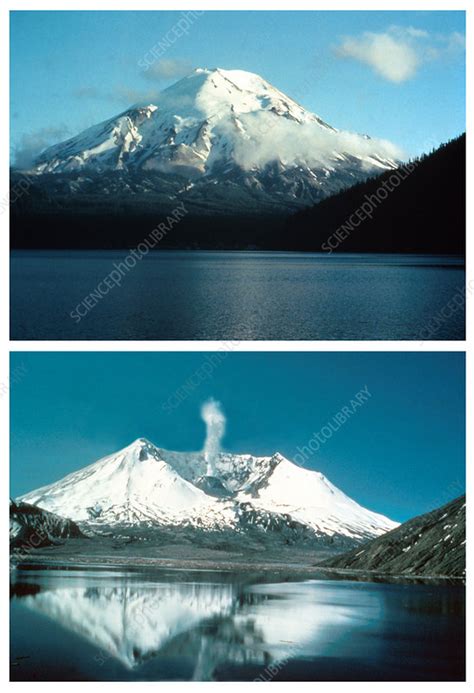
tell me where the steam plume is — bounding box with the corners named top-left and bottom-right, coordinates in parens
top-left (201, 398), bottom-right (226, 476)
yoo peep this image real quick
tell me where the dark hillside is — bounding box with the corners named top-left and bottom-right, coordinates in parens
top-left (322, 495), bottom-right (465, 578)
top-left (287, 135), bottom-right (465, 254)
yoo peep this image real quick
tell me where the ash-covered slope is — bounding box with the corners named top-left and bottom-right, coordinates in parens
top-left (18, 438), bottom-right (397, 545)
top-left (20, 68), bottom-right (399, 214)
top-left (10, 499), bottom-right (83, 548)
top-left (323, 495), bottom-right (465, 577)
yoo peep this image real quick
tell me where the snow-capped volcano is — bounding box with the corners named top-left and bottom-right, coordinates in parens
top-left (27, 68), bottom-right (400, 212)
top-left (18, 438), bottom-right (397, 543)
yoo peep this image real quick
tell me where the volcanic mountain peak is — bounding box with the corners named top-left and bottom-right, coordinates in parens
top-left (151, 67), bottom-right (331, 127)
top-left (19, 439), bottom-right (212, 525)
top-left (26, 67), bottom-right (400, 212)
top-left (18, 438), bottom-right (398, 542)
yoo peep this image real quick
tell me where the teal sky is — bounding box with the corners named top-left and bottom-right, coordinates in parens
top-left (10, 352), bottom-right (465, 523)
top-left (10, 10), bottom-right (465, 165)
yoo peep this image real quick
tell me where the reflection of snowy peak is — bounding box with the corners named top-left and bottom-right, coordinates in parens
top-left (28, 68), bottom-right (400, 211)
top-left (15, 576), bottom-right (383, 678)
top-left (21, 582), bottom-right (235, 668)
top-left (19, 438), bottom-right (397, 542)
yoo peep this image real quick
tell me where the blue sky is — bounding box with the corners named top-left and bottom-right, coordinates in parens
top-left (10, 10), bottom-right (465, 164)
top-left (10, 352), bottom-right (465, 523)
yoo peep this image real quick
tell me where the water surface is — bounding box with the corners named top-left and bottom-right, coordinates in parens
top-left (10, 251), bottom-right (465, 340)
top-left (10, 568), bottom-right (465, 681)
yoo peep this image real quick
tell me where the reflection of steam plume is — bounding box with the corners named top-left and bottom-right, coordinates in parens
top-left (201, 399), bottom-right (226, 476)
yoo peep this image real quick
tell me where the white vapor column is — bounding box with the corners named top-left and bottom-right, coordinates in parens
top-left (201, 399), bottom-right (226, 477)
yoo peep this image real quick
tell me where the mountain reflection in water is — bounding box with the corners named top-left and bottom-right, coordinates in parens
top-left (10, 570), bottom-right (465, 681)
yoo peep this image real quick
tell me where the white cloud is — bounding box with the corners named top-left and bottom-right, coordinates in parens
top-left (405, 27), bottom-right (429, 39)
top-left (336, 26), bottom-right (465, 83)
top-left (72, 85), bottom-right (161, 107)
top-left (72, 86), bottom-right (102, 99)
top-left (72, 58), bottom-right (195, 107)
top-left (113, 86), bottom-right (160, 105)
top-left (337, 31), bottom-right (419, 82)
top-left (222, 112), bottom-right (403, 170)
top-left (13, 126), bottom-right (71, 168)
top-left (142, 58), bottom-right (193, 81)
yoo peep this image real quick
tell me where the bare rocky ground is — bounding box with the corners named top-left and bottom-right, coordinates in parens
top-left (10, 527), bottom-right (338, 578)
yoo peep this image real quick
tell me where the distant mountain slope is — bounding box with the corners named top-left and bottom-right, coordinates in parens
top-left (287, 135), bottom-right (465, 254)
top-left (17, 438), bottom-right (397, 546)
top-left (322, 495), bottom-right (465, 577)
top-left (10, 499), bottom-right (83, 549)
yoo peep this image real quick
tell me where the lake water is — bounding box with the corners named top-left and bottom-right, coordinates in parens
top-left (10, 569), bottom-right (465, 681)
top-left (10, 251), bottom-right (464, 340)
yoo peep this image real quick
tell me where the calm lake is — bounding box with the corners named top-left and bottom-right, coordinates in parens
top-left (10, 251), bottom-right (465, 340)
top-left (10, 568), bottom-right (465, 681)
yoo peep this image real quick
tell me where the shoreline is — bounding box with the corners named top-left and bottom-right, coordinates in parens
top-left (10, 553), bottom-right (465, 585)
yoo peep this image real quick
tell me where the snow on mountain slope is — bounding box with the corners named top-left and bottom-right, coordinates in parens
top-left (28, 68), bottom-right (400, 210)
top-left (18, 438), bottom-right (397, 541)
top-left (34, 105), bottom-right (158, 174)
top-left (237, 455), bottom-right (396, 539)
top-left (19, 439), bottom-right (219, 526)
